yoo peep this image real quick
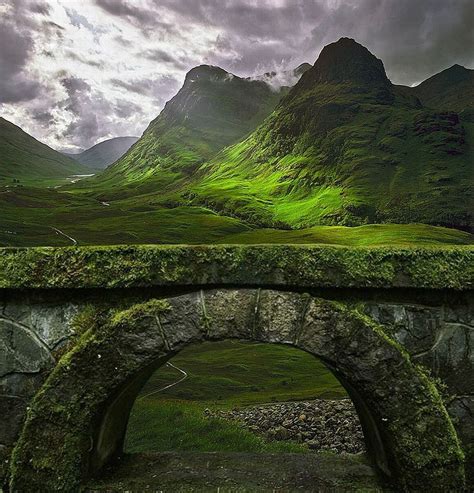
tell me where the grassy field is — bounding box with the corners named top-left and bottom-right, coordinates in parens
top-left (124, 340), bottom-right (347, 454)
top-left (1, 186), bottom-right (472, 247)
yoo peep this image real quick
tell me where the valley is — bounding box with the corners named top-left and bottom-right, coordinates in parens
top-left (1, 39), bottom-right (472, 249)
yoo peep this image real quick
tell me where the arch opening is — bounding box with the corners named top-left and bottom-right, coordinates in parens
top-left (89, 339), bottom-right (384, 491)
top-left (9, 289), bottom-right (465, 492)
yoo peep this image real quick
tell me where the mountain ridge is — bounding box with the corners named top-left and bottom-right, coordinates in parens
top-left (64, 136), bottom-right (139, 170)
top-left (91, 62), bottom-right (310, 194)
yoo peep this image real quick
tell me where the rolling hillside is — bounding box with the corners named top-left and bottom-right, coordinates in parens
top-left (65, 136), bottom-right (138, 170)
top-left (0, 117), bottom-right (88, 184)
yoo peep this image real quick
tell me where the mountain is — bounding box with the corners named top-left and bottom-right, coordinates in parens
top-left (411, 64), bottom-right (474, 118)
top-left (94, 64), bottom-right (309, 192)
top-left (0, 117), bottom-right (87, 184)
top-left (64, 136), bottom-right (139, 170)
top-left (184, 38), bottom-right (473, 231)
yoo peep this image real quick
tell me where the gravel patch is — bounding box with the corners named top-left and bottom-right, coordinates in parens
top-left (206, 399), bottom-right (365, 454)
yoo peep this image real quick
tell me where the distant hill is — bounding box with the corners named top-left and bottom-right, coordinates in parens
top-left (94, 64), bottom-right (309, 191)
top-left (411, 64), bottom-right (474, 119)
top-left (184, 38), bottom-right (473, 231)
top-left (0, 117), bottom-right (87, 184)
top-left (65, 136), bottom-right (139, 170)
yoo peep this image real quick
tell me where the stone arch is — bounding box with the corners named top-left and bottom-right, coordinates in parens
top-left (9, 289), bottom-right (465, 491)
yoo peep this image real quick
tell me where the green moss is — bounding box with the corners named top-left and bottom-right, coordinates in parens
top-left (111, 299), bottom-right (171, 326)
top-left (0, 244), bottom-right (472, 290)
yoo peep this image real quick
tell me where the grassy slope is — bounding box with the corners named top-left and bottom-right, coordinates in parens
top-left (0, 117), bottom-right (87, 185)
top-left (125, 340), bottom-right (346, 454)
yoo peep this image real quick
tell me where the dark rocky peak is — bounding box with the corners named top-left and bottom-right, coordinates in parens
top-left (184, 65), bottom-right (234, 83)
top-left (302, 37), bottom-right (390, 86)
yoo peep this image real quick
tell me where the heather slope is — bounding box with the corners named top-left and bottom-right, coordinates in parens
top-left (0, 117), bottom-right (87, 184)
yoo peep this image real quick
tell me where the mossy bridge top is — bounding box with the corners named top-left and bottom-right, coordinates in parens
top-left (1, 245), bottom-right (473, 491)
top-left (0, 244), bottom-right (473, 289)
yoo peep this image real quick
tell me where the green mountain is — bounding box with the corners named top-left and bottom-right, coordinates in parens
top-left (411, 64), bottom-right (474, 117)
top-left (64, 136), bottom-right (138, 170)
top-left (94, 64), bottom-right (310, 194)
top-left (183, 38), bottom-right (473, 231)
top-left (0, 117), bottom-right (88, 185)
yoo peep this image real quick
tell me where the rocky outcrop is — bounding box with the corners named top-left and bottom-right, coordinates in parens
top-left (206, 399), bottom-right (365, 454)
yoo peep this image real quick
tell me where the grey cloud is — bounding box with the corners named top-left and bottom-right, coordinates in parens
top-left (94, 0), bottom-right (176, 37)
top-left (138, 48), bottom-right (188, 70)
top-left (114, 35), bottom-right (132, 46)
top-left (66, 50), bottom-right (103, 68)
top-left (110, 75), bottom-right (179, 100)
top-left (41, 20), bottom-right (65, 38)
top-left (58, 76), bottom-right (111, 147)
top-left (0, 1), bottom-right (42, 103)
top-left (29, 2), bottom-right (51, 15)
top-left (114, 100), bottom-right (141, 118)
top-left (32, 110), bottom-right (54, 126)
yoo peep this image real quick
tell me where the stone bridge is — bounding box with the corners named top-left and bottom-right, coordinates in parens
top-left (0, 245), bottom-right (473, 491)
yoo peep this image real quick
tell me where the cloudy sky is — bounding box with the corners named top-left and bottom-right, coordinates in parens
top-left (1, 0), bottom-right (473, 152)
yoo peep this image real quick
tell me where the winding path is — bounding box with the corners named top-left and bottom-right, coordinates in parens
top-left (50, 227), bottom-right (78, 245)
top-left (138, 362), bottom-right (188, 400)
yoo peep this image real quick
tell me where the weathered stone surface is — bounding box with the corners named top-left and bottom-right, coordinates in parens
top-left (416, 323), bottom-right (473, 394)
top-left (3, 302), bottom-right (82, 349)
top-left (365, 303), bottom-right (441, 355)
top-left (0, 319), bottom-right (52, 377)
top-left (0, 396), bottom-right (28, 444)
top-left (203, 289), bottom-right (257, 340)
top-left (161, 292), bottom-right (204, 349)
top-left (255, 290), bottom-right (309, 344)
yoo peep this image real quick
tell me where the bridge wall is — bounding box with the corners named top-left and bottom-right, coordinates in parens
top-left (1, 287), bottom-right (473, 485)
top-left (1, 245), bottom-right (473, 487)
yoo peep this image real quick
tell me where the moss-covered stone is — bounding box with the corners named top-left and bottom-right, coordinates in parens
top-left (0, 244), bottom-right (472, 290)
top-left (9, 290), bottom-right (466, 491)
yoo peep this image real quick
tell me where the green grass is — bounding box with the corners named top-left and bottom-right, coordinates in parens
top-left (125, 400), bottom-right (307, 454)
top-left (125, 340), bottom-right (347, 454)
top-left (0, 186), bottom-right (472, 247)
top-left (220, 223), bottom-right (474, 247)
top-left (140, 340), bottom-right (347, 405)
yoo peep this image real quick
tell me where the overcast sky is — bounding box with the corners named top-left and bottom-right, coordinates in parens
top-left (1, 0), bottom-right (473, 152)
